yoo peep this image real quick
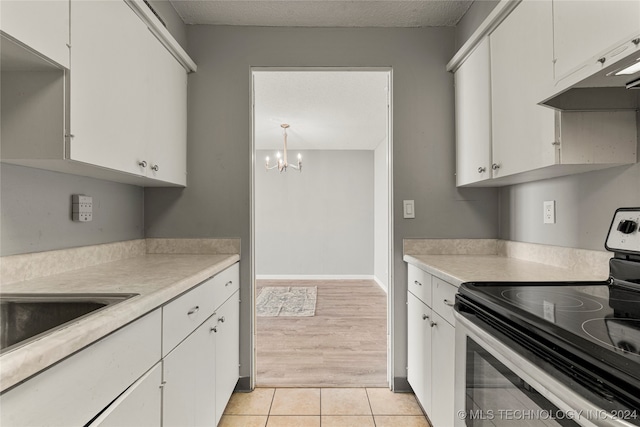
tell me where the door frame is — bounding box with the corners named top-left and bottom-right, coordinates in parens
top-left (249, 66), bottom-right (394, 389)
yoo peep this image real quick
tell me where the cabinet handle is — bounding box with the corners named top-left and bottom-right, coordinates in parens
top-left (491, 163), bottom-right (500, 170)
top-left (187, 306), bottom-right (200, 315)
top-left (138, 160), bottom-right (147, 168)
top-left (159, 381), bottom-right (167, 389)
top-left (597, 57), bottom-right (606, 65)
top-left (414, 280), bottom-right (422, 286)
top-left (225, 280), bottom-right (233, 287)
top-left (151, 164), bottom-right (159, 172)
top-left (633, 38), bottom-right (640, 46)
top-left (430, 320), bottom-right (437, 327)
top-left (443, 299), bottom-right (454, 307)
top-left (210, 326), bottom-right (218, 333)
top-left (477, 167), bottom-right (486, 173)
top-left (218, 316), bottom-right (226, 323)
top-left (422, 314), bottom-right (429, 320)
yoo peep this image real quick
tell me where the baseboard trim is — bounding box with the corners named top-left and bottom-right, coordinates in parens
top-left (372, 276), bottom-right (388, 293)
top-left (256, 274), bottom-right (377, 281)
top-left (393, 376), bottom-right (412, 392)
top-left (234, 376), bottom-right (252, 392)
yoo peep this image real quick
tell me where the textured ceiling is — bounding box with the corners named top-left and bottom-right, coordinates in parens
top-left (254, 71), bottom-right (389, 151)
top-left (170, 0), bottom-right (473, 27)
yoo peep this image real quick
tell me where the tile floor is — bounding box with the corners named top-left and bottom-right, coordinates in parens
top-left (220, 387), bottom-right (432, 427)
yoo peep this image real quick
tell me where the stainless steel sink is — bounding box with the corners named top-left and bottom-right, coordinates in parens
top-left (0, 293), bottom-right (138, 354)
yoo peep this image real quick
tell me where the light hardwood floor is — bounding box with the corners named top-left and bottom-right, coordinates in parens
top-left (256, 279), bottom-right (388, 388)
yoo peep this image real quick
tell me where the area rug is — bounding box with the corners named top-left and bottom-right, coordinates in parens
top-left (256, 286), bottom-right (317, 317)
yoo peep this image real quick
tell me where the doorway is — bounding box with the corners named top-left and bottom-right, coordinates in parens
top-left (250, 68), bottom-right (393, 388)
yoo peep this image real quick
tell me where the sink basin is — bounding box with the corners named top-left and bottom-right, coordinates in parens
top-left (0, 293), bottom-right (138, 354)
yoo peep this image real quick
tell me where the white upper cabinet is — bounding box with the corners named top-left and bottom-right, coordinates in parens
top-left (0, 0), bottom-right (70, 68)
top-left (70, 0), bottom-right (150, 177)
top-left (455, 38), bottom-right (492, 186)
top-left (451, 0), bottom-right (638, 187)
top-left (145, 35), bottom-right (188, 185)
top-left (1, 0), bottom-right (193, 187)
top-left (70, 0), bottom-right (188, 186)
top-left (490, 0), bottom-right (556, 179)
top-left (553, 0), bottom-right (640, 85)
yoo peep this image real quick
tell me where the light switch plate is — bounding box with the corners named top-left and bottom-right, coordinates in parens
top-left (403, 200), bottom-right (415, 219)
top-left (543, 200), bottom-right (555, 224)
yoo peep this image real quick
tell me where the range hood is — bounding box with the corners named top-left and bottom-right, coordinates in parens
top-left (542, 40), bottom-right (640, 111)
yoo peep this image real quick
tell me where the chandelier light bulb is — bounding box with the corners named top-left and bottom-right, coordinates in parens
top-left (265, 123), bottom-right (302, 172)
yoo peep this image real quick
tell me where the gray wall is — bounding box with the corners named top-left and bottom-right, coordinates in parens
top-left (255, 150), bottom-right (374, 277)
top-left (144, 25), bottom-right (499, 388)
top-left (499, 164), bottom-right (640, 250)
top-left (455, 0), bottom-right (500, 48)
top-left (0, 164), bottom-right (144, 256)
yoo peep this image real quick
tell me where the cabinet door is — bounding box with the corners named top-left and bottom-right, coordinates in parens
top-left (553, 0), bottom-right (640, 81)
top-left (490, 0), bottom-right (556, 178)
top-left (145, 34), bottom-right (187, 185)
top-left (213, 291), bottom-right (240, 425)
top-left (455, 37), bottom-right (492, 186)
top-left (163, 318), bottom-right (216, 427)
top-left (407, 292), bottom-right (432, 414)
top-left (0, 0), bottom-right (70, 68)
top-left (88, 363), bottom-right (162, 427)
top-left (69, 0), bottom-right (149, 176)
top-left (430, 313), bottom-right (455, 427)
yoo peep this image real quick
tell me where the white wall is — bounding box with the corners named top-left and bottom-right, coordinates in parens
top-left (374, 140), bottom-right (389, 291)
top-left (255, 149), bottom-right (374, 277)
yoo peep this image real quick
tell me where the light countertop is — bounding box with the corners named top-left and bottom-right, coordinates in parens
top-left (0, 253), bottom-right (239, 392)
top-left (403, 254), bottom-right (609, 287)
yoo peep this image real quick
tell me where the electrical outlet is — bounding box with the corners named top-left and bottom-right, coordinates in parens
top-left (72, 195), bottom-right (93, 222)
top-left (543, 200), bottom-right (555, 224)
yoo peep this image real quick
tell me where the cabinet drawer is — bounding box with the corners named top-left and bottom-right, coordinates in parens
top-left (162, 263), bottom-right (239, 356)
top-left (210, 262), bottom-right (239, 311)
top-left (407, 264), bottom-right (431, 306)
top-left (432, 277), bottom-right (457, 326)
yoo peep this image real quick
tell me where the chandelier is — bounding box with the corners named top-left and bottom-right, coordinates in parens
top-left (265, 124), bottom-right (302, 172)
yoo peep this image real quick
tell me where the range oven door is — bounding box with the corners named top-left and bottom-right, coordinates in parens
top-left (454, 312), bottom-right (636, 427)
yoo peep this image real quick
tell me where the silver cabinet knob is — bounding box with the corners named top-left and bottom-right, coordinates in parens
top-left (492, 163), bottom-right (500, 170)
top-left (430, 321), bottom-right (437, 327)
top-left (414, 280), bottom-right (422, 286)
top-left (478, 167), bottom-right (486, 173)
top-left (187, 306), bottom-right (200, 315)
top-left (598, 57), bottom-right (606, 64)
top-left (210, 326), bottom-right (218, 333)
top-left (225, 281), bottom-right (233, 287)
top-left (633, 38), bottom-right (640, 46)
top-left (151, 164), bottom-right (159, 172)
top-left (218, 316), bottom-right (226, 323)
top-left (138, 160), bottom-right (147, 168)
top-left (422, 314), bottom-right (429, 320)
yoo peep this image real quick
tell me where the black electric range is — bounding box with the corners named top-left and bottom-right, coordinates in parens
top-left (456, 208), bottom-right (640, 422)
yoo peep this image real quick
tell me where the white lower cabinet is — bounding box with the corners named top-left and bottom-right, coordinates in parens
top-left (163, 316), bottom-right (217, 426)
top-left (407, 292), bottom-right (432, 414)
top-left (0, 309), bottom-right (162, 426)
top-left (162, 262), bottom-right (240, 427)
top-left (0, 263), bottom-right (240, 427)
top-left (407, 265), bottom-right (456, 427)
top-left (89, 363), bottom-right (163, 427)
top-left (214, 292), bottom-right (240, 425)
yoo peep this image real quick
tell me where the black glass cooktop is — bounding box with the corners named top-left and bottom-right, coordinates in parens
top-left (460, 279), bottom-right (640, 363)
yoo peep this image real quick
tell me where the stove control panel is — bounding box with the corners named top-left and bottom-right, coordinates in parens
top-left (606, 208), bottom-right (640, 254)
